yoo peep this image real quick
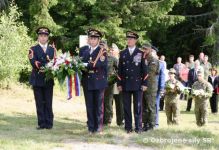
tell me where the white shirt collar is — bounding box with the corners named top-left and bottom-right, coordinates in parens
top-left (91, 45), bottom-right (98, 51)
top-left (128, 46), bottom-right (136, 51)
top-left (39, 42), bottom-right (48, 49)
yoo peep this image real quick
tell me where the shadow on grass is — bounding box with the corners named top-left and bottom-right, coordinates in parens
top-left (0, 113), bottom-right (126, 146)
top-left (0, 113), bottom-right (218, 149)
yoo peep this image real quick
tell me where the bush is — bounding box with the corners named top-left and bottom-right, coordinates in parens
top-left (0, 4), bottom-right (33, 87)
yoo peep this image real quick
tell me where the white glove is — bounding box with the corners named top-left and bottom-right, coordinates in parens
top-left (83, 63), bottom-right (88, 67)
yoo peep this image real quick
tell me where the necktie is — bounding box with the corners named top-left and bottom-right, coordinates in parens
top-left (42, 45), bottom-right (47, 52)
top-left (90, 49), bottom-right (93, 54)
top-left (129, 49), bottom-right (133, 55)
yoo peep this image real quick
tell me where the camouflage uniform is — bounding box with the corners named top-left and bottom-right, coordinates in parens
top-left (103, 55), bottom-right (118, 125)
top-left (164, 69), bottom-right (183, 125)
top-left (113, 91), bottom-right (124, 126)
top-left (201, 62), bottom-right (212, 80)
top-left (192, 79), bottom-right (213, 126)
top-left (142, 52), bottom-right (159, 129)
top-left (164, 79), bottom-right (181, 125)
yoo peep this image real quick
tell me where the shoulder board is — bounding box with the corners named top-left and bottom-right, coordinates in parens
top-left (29, 44), bottom-right (38, 51)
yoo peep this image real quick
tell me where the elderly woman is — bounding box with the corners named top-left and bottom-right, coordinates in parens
top-left (208, 68), bottom-right (219, 114)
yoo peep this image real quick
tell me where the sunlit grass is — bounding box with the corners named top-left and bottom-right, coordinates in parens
top-left (0, 84), bottom-right (218, 150)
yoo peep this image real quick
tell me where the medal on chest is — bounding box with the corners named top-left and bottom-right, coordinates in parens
top-left (133, 53), bottom-right (142, 66)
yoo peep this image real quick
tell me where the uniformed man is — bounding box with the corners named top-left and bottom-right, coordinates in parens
top-left (201, 55), bottom-right (212, 80)
top-left (117, 31), bottom-right (147, 133)
top-left (28, 27), bottom-right (55, 130)
top-left (81, 29), bottom-right (108, 134)
top-left (192, 69), bottom-right (213, 126)
top-left (142, 44), bottom-right (159, 131)
top-left (164, 68), bottom-right (183, 125)
top-left (102, 41), bottom-right (118, 125)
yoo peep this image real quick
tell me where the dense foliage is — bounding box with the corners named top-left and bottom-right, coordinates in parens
top-left (0, 0), bottom-right (218, 85)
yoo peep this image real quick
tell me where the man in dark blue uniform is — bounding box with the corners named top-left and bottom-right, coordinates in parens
top-left (80, 29), bottom-right (108, 134)
top-left (117, 31), bottom-right (148, 133)
top-left (28, 27), bottom-right (55, 130)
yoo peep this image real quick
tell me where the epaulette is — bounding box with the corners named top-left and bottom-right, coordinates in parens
top-left (30, 44), bottom-right (38, 49)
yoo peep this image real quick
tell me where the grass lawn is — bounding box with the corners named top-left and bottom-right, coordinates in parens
top-left (0, 84), bottom-right (218, 150)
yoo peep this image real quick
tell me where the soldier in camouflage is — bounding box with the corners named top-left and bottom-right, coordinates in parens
top-left (200, 55), bottom-right (212, 80)
top-left (164, 68), bottom-right (183, 125)
top-left (142, 43), bottom-right (160, 131)
top-left (192, 69), bottom-right (213, 126)
top-left (102, 41), bottom-right (118, 125)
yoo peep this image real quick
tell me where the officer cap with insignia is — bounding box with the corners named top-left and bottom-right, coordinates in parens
top-left (169, 68), bottom-right (176, 74)
top-left (36, 27), bottom-right (50, 35)
top-left (87, 28), bottom-right (103, 38)
top-left (126, 31), bottom-right (139, 39)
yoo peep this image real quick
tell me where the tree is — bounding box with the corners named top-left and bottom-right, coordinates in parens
top-left (49, 0), bottom-right (184, 50)
top-left (152, 0), bottom-right (217, 66)
top-left (0, 0), bottom-right (8, 11)
top-left (204, 0), bottom-right (219, 65)
top-left (14, 0), bottom-right (217, 65)
top-left (0, 4), bottom-right (33, 87)
top-left (28, 0), bottom-right (62, 37)
top-left (15, 0), bottom-right (62, 37)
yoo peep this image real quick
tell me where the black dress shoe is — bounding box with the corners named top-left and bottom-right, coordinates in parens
top-left (45, 126), bottom-right (53, 129)
top-left (117, 122), bottom-right (124, 126)
top-left (147, 126), bottom-right (154, 131)
top-left (135, 129), bottom-right (142, 134)
top-left (142, 126), bottom-right (148, 132)
top-left (36, 126), bottom-right (45, 130)
top-left (126, 129), bottom-right (133, 134)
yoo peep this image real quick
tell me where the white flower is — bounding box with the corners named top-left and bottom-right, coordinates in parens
top-left (53, 65), bottom-right (59, 71)
top-left (46, 61), bottom-right (54, 68)
top-left (192, 89), bottom-right (206, 97)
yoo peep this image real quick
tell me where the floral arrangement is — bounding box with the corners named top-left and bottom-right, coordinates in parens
top-left (41, 51), bottom-right (85, 99)
top-left (165, 81), bottom-right (190, 95)
top-left (191, 89), bottom-right (212, 98)
top-left (42, 52), bottom-right (85, 85)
